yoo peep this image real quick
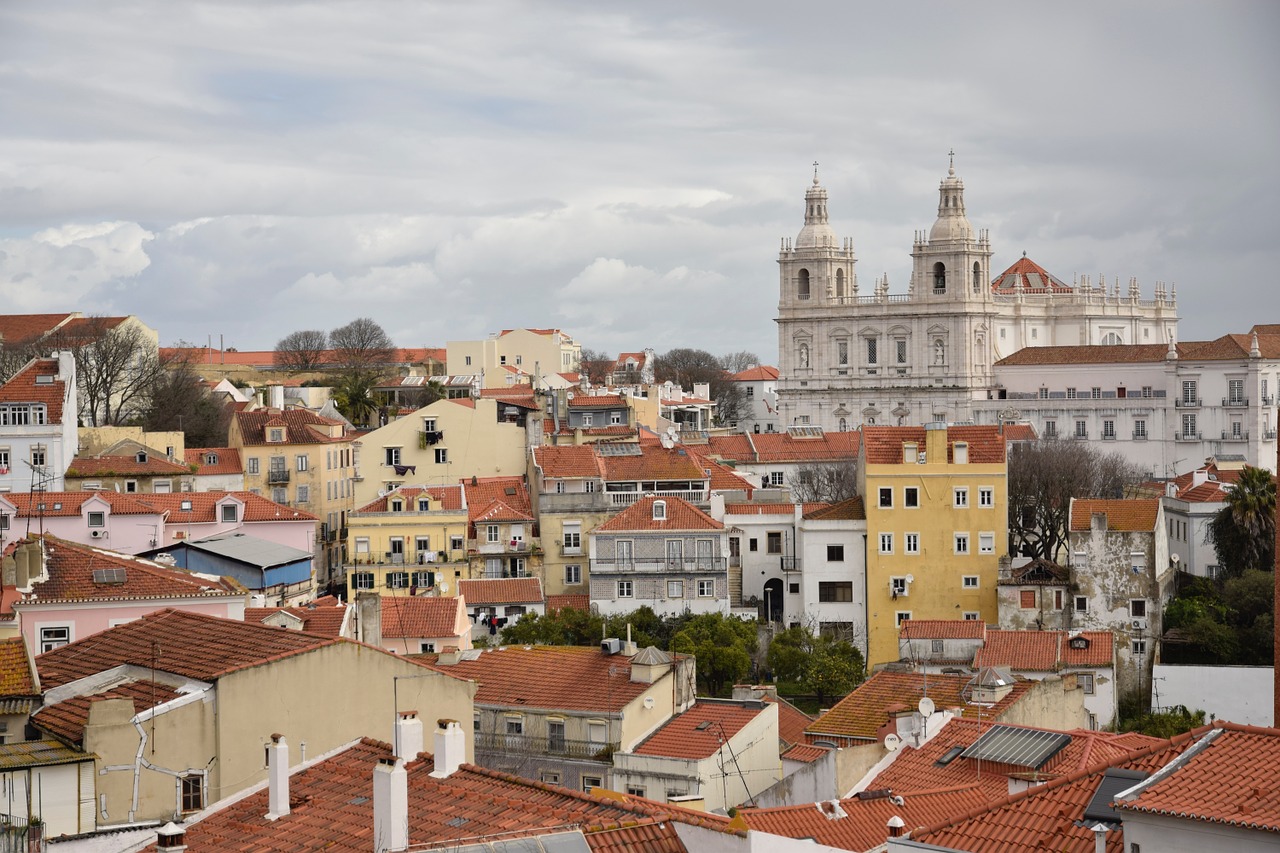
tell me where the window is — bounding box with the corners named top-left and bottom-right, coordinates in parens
top-left (221, 504), bottom-right (237, 523)
top-left (978, 532), bottom-right (995, 554)
top-left (547, 720), bottom-right (566, 753)
top-left (963, 612), bottom-right (981, 621)
top-left (541, 771), bottom-right (562, 784)
top-left (1020, 590), bottom-right (1036, 609)
top-left (296, 455), bottom-right (308, 471)
top-left (766, 532), bottom-right (782, 554)
top-left (268, 428), bottom-right (284, 443)
top-left (582, 413), bottom-right (594, 427)
top-left (904, 533), bottom-right (920, 554)
top-left (87, 511), bottom-right (105, 527)
top-left (31, 446), bottom-right (46, 467)
top-left (626, 785), bottom-right (647, 797)
top-left (1090, 387), bottom-right (1102, 399)
top-left (1132, 640), bottom-right (1147, 656)
top-left (827, 544), bottom-right (844, 561)
top-left (1075, 596), bottom-right (1088, 612)
top-left (180, 774), bottom-right (204, 813)
top-left (879, 533), bottom-right (893, 554)
top-left (387, 571), bottom-right (409, 589)
top-left (1181, 380), bottom-right (1198, 405)
top-left (1039, 387), bottom-right (1050, 400)
top-left (271, 487), bottom-right (286, 504)
top-left (1066, 387), bottom-right (1077, 399)
top-left (769, 471), bottom-right (784, 486)
top-left (652, 500), bottom-right (667, 520)
top-left (1181, 413), bottom-right (1197, 438)
top-left (617, 580), bottom-right (633, 598)
top-left (585, 481), bottom-right (596, 493)
top-left (896, 339), bottom-right (908, 364)
top-left (896, 611), bottom-right (912, 626)
top-left (864, 338), bottom-right (876, 365)
top-left (667, 580), bottom-right (684, 598)
top-left (412, 570), bottom-right (433, 587)
top-left (697, 580), bottom-right (714, 597)
top-left (39, 626), bottom-right (70, 653)
top-left (749, 538), bottom-right (758, 552)
top-left (878, 487), bottom-right (893, 508)
top-left (355, 537), bottom-right (370, 555)
top-left (963, 575), bottom-right (978, 588)
top-left (611, 411), bottom-right (623, 425)
top-left (352, 572), bottom-right (374, 590)
top-left (563, 526), bottom-right (582, 553)
top-left (837, 339), bottom-right (849, 366)
top-left (1076, 673), bottom-right (1095, 695)
top-left (954, 533), bottom-right (969, 555)
top-left (1130, 599), bottom-right (1147, 618)
top-left (384, 447), bottom-right (401, 466)
top-left (1044, 420), bottom-right (1057, 438)
top-left (1134, 419), bottom-right (1147, 439)
top-left (486, 525), bottom-right (500, 543)
top-left (978, 487), bottom-right (993, 508)
top-left (819, 582), bottom-right (853, 602)
top-left (891, 577), bottom-right (908, 597)
top-left (789, 582), bottom-right (800, 594)
top-left (582, 776), bottom-right (603, 793)
top-left (247, 457), bottom-right (260, 475)
top-left (931, 639), bottom-right (945, 654)
top-left (953, 487), bottom-right (968, 508)
top-left (565, 564), bottom-right (582, 585)
top-left (904, 487), bottom-right (919, 508)
top-left (1074, 420), bottom-right (1088, 439)
top-left (1102, 420), bottom-right (1115, 439)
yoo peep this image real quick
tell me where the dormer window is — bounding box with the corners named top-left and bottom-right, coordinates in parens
top-left (953, 442), bottom-right (969, 464)
top-left (205, 453), bottom-right (218, 465)
top-left (221, 504), bottom-right (237, 523)
top-left (417, 498), bottom-right (430, 511)
top-left (180, 500), bottom-right (193, 511)
top-left (136, 451), bottom-right (148, 463)
top-left (1069, 636), bottom-right (1090, 650)
top-left (268, 428), bottom-right (284, 443)
top-left (652, 500), bottom-right (667, 521)
top-left (391, 499), bottom-right (403, 512)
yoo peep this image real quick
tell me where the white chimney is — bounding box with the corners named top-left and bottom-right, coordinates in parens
top-left (373, 757), bottom-right (409, 853)
top-left (394, 711), bottom-right (425, 761)
top-left (265, 733), bottom-right (290, 820)
top-left (155, 822), bottom-right (186, 851)
top-left (429, 719), bottom-right (466, 779)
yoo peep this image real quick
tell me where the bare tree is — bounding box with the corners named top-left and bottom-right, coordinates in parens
top-left (719, 350), bottom-right (760, 374)
top-left (47, 319), bottom-right (165, 426)
top-left (330, 318), bottom-right (395, 373)
top-left (655, 348), bottom-right (746, 427)
top-left (142, 354), bottom-right (232, 447)
top-left (0, 335), bottom-right (43, 384)
top-left (577, 347), bottom-right (614, 386)
top-left (1008, 439), bottom-right (1146, 561)
top-left (274, 329), bottom-right (329, 373)
top-left (790, 462), bottom-right (859, 503)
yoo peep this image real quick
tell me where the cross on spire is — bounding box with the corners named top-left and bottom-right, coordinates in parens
top-left (813, 160), bottom-right (820, 184)
top-left (948, 148), bottom-right (955, 175)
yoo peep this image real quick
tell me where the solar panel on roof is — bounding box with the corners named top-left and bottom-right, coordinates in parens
top-left (959, 724), bottom-right (1071, 769)
top-left (1081, 768), bottom-right (1149, 825)
top-left (596, 443), bottom-right (642, 456)
top-left (91, 568), bottom-right (127, 584)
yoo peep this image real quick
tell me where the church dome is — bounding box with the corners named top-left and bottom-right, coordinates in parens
top-left (928, 159), bottom-right (974, 243)
top-left (795, 171), bottom-right (838, 249)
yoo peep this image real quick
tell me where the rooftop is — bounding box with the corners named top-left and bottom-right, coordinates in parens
top-left (34, 678), bottom-right (184, 747)
top-left (974, 630), bottom-right (1114, 671)
top-left (0, 356), bottom-right (68, 422)
top-left (183, 447), bottom-right (244, 477)
top-left (631, 699), bottom-right (770, 760)
top-left (380, 595), bottom-right (465, 640)
top-left (862, 425), bottom-right (1008, 465)
top-left (457, 577), bottom-right (543, 606)
top-left (243, 595), bottom-right (349, 638)
top-left (1069, 498), bottom-right (1161, 532)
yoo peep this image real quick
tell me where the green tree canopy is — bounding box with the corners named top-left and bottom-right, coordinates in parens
top-left (671, 612), bottom-right (758, 696)
top-left (766, 626), bottom-right (865, 704)
top-left (1207, 465), bottom-right (1276, 578)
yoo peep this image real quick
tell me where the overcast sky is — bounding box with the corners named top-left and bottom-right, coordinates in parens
top-left (1, 1), bottom-right (1274, 362)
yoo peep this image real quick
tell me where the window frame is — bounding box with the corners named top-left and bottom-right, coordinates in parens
top-left (878, 487), bottom-right (893, 509)
top-left (954, 533), bottom-right (970, 555)
top-left (565, 564), bottom-right (582, 585)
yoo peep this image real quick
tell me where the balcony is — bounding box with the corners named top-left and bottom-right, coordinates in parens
top-left (590, 557), bottom-right (726, 574)
top-left (1174, 398), bottom-right (1201, 408)
top-left (1220, 430), bottom-right (1249, 442)
top-left (267, 469), bottom-right (290, 484)
top-left (1266, 429), bottom-right (1277, 440)
top-left (1174, 432), bottom-right (1203, 442)
top-left (1101, 432), bottom-right (1117, 441)
top-left (779, 556), bottom-right (802, 573)
top-left (474, 731), bottom-right (617, 761)
top-left (1131, 431), bottom-right (1148, 441)
top-left (1263, 395), bottom-right (1275, 406)
top-left (606, 488), bottom-right (710, 507)
top-left (1222, 397), bottom-right (1249, 408)
top-left (469, 538), bottom-right (540, 556)
top-left (1071, 431), bottom-right (1089, 440)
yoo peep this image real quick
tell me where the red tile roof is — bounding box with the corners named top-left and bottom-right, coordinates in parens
top-left (730, 365), bottom-right (779, 382)
top-left (184, 447), bottom-right (243, 476)
top-left (36, 609), bottom-right (339, 688)
top-left (996, 331), bottom-right (1280, 367)
top-left (900, 619), bottom-right (987, 641)
top-left (416, 646), bottom-right (662, 713)
top-left (803, 496), bottom-right (866, 521)
top-left (463, 476), bottom-right (533, 524)
top-left (0, 313), bottom-right (74, 345)
top-left (0, 637), bottom-right (37, 696)
top-left (546, 594), bottom-right (589, 612)
top-left (1069, 498), bottom-right (1160, 532)
top-left (0, 357), bottom-right (68, 422)
top-left (65, 453), bottom-right (191, 478)
top-left (33, 679), bottom-right (183, 747)
top-left (688, 452), bottom-right (758, 494)
top-left (569, 394), bottom-right (626, 409)
top-left (599, 445), bottom-right (709, 483)
top-left (234, 408), bottom-right (349, 445)
top-left (152, 737), bottom-right (735, 852)
top-left (596, 496), bottom-right (722, 533)
top-left (457, 578), bottom-right (543, 606)
top-left (764, 695), bottom-right (814, 748)
top-left (805, 671), bottom-right (1033, 742)
top-left (243, 596), bottom-right (349, 638)
top-left (631, 700), bottom-right (769, 759)
top-left (532, 445), bottom-right (607, 480)
top-left (862, 425), bottom-right (1007, 465)
top-left (4, 492), bottom-right (159, 517)
top-left (380, 595), bottom-right (465, 640)
top-left (779, 743), bottom-right (829, 764)
top-left (141, 491), bottom-right (319, 522)
top-left (355, 484), bottom-right (466, 513)
top-left (973, 630), bottom-right (1114, 671)
top-left (161, 346), bottom-right (443, 368)
top-left (705, 431), bottom-right (858, 464)
top-left (990, 255), bottom-right (1073, 294)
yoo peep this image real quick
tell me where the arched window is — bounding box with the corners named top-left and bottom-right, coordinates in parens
top-left (1100, 332), bottom-right (1123, 345)
top-left (652, 500), bottom-right (667, 521)
top-left (798, 269), bottom-right (811, 300)
top-left (933, 263), bottom-right (946, 294)
top-left (835, 268), bottom-right (846, 299)
top-left (798, 343), bottom-right (810, 368)
top-left (973, 262), bottom-right (982, 293)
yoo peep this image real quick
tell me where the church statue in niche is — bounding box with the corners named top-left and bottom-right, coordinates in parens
top-left (934, 339), bottom-right (946, 365)
top-left (798, 343), bottom-right (809, 368)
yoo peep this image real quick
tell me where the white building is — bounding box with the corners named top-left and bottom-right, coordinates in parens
top-left (728, 365), bottom-right (780, 434)
top-left (775, 161), bottom-right (1178, 431)
top-left (0, 352), bottom-right (77, 493)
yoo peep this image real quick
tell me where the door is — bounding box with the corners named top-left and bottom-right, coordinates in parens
top-left (666, 539), bottom-right (684, 569)
top-left (616, 540), bottom-right (633, 568)
top-left (696, 539), bottom-right (714, 570)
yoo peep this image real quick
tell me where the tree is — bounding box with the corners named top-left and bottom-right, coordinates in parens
top-left (141, 357), bottom-right (232, 447)
top-left (671, 612), bottom-right (757, 696)
top-left (654, 348), bottom-right (751, 428)
top-left (49, 318), bottom-right (166, 426)
top-left (719, 351), bottom-right (760, 374)
top-left (330, 371), bottom-right (380, 427)
top-left (1206, 465), bottom-right (1276, 578)
top-left (502, 607), bottom-right (605, 646)
top-left (1007, 440), bottom-right (1145, 561)
top-left (330, 318), bottom-right (395, 373)
top-left (790, 462), bottom-right (859, 503)
top-left (274, 329), bottom-right (329, 374)
top-left (577, 347), bottom-right (614, 386)
top-left (766, 626), bottom-right (865, 704)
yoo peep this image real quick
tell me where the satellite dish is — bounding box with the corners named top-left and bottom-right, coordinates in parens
top-left (883, 733), bottom-right (901, 752)
top-left (905, 574), bottom-right (914, 585)
top-left (918, 697), bottom-right (935, 718)
top-left (566, 392), bottom-right (575, 400)
top-left (1170, 553), bottom-right (1181, 565)
top-left (439, 582), bottom-right (449, 593)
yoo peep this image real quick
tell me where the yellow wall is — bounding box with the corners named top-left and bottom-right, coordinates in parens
top-left (446, 330), bottom-right (579, 388)
top-left (346, 506), bottom-right (469, 596)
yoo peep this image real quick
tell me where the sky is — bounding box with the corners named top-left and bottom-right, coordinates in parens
top-left (1, 1), bottom-right (1275, 362)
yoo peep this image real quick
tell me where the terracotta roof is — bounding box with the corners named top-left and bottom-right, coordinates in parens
top-left (161, 346), bottom-right (442, 368)
top-left (996, 332), bottom-right (1280, 367)
top-left (184, 448), bottom-right (243, 476)
top-left (546, 594), bottom-right (590, 612)
top-left (742, 786), bottom-right (992, 850)
top-left (533, 445), bottom-right (607, 479)
top-left (4, 492), bottom-right (158, 517)
top-left (862, 425), bottom-right (1007, 465)
top-left (1069, 498), bottom-right (1160, 532)
top-left (457, 578), bottom-right (543, 606)
top-left (1002, 558), bottom-right (1070, 585)
top-left (685, 450), bottom-right (758, 495)
top-left (36, 609), bottom-right (339, 688)
top-left (0, 637), bottom-right (37, 696)
top-left (595, 496), bottom-right (722, 533)
top-left (990, 255), bottom-right (1073, 294)
top-left (415, 646), bottom-right (661, 713)
top-left (355, 484), bottom-right (466, 514)
top-left (779, 743), bottom-right (829, 764)
top-left (724, 502), bottom-right (799, 517)
top-left (243, 597), bottom-right (349, 638)
top-left (765, 695), bottom-right (814, 748)
top-left (151, 736), bottom-right (736, 852)
top-left (569, 394), bottom-right (626, 409)
top-left (13, 535), bottom-right (241, 605)
top-left (803, 496), bottom-right (866, 521)
top-left (33, 679), bottom-right (183, 747)
top-left (463, 476), bottom-right (533, 523)
top-left (973, 630), bottom-right (1113, 671)
top-left (65, 454), bottom-right (191, 478)
top-left (805, 671), bottom-right (1033, 742)
top-left (745, 430), bottom-right (859, 463)
top-left (900, 619), bottom-right (986, 641)
top-left (0, 357), bottom-right (68, 422)
top-left (701, 434), bottom-right (755, 461)
top-left (730, 365), bottom-right (779, 382)
top-left (0, 313), bottom-right (74, 345)
top-left (600, 444), bottom-right (709, 482)
top-left (140, 491), bottom-right (318, 522)
top-left (380, 595), bottom-right (464, 640)
top-left (631, 700), bottom-right (769, 759)
top-left (234, 408), bottom-right (349, 445)
top-left (1000, 423), bottom-right (1039, 442)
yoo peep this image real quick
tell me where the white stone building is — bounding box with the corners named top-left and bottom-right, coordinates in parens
top-left (0, 352), bottom-right (78, 493)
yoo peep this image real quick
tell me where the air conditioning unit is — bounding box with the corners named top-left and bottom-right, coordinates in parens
top-left (1131, 619), bottom-right (1147, 630)
top-left (90, 529), bottom-right (106, 539)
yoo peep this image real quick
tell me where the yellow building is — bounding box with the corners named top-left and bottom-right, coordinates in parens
top-left (345, 485), bottom-right (470, 598)
top-left (446, 328), bottom-right (581, 389)
top-left (859, 424), bottom-right (1008, 667)
top-left (228, 407), bottom-right (357, 590)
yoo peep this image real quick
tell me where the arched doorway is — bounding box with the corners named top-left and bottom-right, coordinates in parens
top-left (763, 577), bottom-right (784, 624)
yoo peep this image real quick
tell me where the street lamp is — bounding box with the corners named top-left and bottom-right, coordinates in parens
top-left (764, 587), bottom-right (773, 624)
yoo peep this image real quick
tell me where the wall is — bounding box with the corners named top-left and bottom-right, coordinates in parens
top-left (1122, 811), bottom-right (1280, 853)
top-left (18, 596), bottom-right (244, 655)
top-left (0, 756), bottom-right (94, 837)
top-left (751, 748), bottom-right (838, 808)
top-left (1153, 664), bottom-right (1273, 725)
top-left (997, 675), bottom-right (1089, 732)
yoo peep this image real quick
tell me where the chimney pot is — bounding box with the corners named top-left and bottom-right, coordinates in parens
top-left (373, 757), bottom-right (409, 853)
top-left (394, 711), bottom-right (424, 761)
top-left (265, 734), bottom-right (290, 820)
top-left (429, 719), bottom-right (466, 779)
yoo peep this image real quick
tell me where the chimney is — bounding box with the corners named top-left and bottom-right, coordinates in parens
top-left (394, 711), bottom-right (424, 761)
top-left (155, 822), bottom-right (186, 852)
top-left (924, 422), bottom-right (947, 463)
top-left (373, 757), bottom-right (409, 853)
top-left (622, 624), bottom-right (638, 657)
top-left (357, 591), bottom-right (383, 647)
top-left (887, 815), bottom-right (906, 838)
top-left (265, 733), bottom-right (290, 820)
top-left (429, 719), bottom-right (466, 779)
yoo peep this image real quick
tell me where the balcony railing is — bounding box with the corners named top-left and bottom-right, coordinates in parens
top-left (606, 489), bottom-right (709, 507)
top-left (1071, 431), bottom-right (1089, 440)
top-left (1222, 397), bottom-right (1249, 408)
top-left (474, 731), bottom-right (617, 761)
top-left (1132, 431), bottom-right (1148, 441)
top-left (1263, 395), bottom-right (1276, 406)
top-left (1174, 432), bottom-right (1203, 442)
top-left (1220, 431), bottom-right (1249, 441)
top-left (267, 469), bottom-right (290, 484)
top-left (779, 556), bottom-right (802, 573)
top-left (1174, 398), bottom-right (1201, 408)
top-left (469, 539), bottom-right (541, 556)
top-left (590, 557), bottom-right (726, 574)
top-left (1266, 429), bottom-right (1278, 440)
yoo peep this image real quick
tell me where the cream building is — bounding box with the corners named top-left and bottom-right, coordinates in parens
top-left (446, 328), bottom-right (581, 390)
top-left (775, 160), bottom-right (1179, 430)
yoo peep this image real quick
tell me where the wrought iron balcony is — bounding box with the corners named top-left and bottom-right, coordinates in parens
top-left (1222, 397), bottom-right (1249, 408)
top-left (1174, 398), bottom-right (1201, 408)
top-left (1174, 431), bottom-right (1203, 442)
top-left (779, 556), bottom-right (802, 573)
top-left (1131, 431), bottom-right (1148, 441)
top-left (1220, 430), bottom-right (1249, 441)
top-left (474, 731), bottom-right (617, 761)
top-left (267, 469), bottom-right (290, 484)
top-left (589, 557), bottom-right (725, 574)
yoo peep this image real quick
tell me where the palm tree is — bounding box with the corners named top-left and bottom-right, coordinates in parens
top-left (1207, 465), bottom-right (1276, 577)
top-left (330, 371), bottom-right (379, 427)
